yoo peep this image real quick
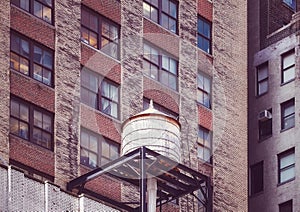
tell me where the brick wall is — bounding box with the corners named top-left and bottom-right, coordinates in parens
top-left (10, 72), bottom-right (55, 112)
top-left (80, 104), bottom-right (121, 143)
top-left (54, 0), bottom-right (81, 186)
top-left (10, 6), bottom-right (55, 49)
top-left (81, 43), bottom-right (121, 84)
top-left (213, 0), bottom-right (248, 211)
top-left (0, 0), bottom-right (10, 164)
top-left (9, 135), bottom-right (55, 176)
top-left (82, 0), bottom-right (121, 24)
top-left (198, 104), bottom-right (213, 131)
top-left (198, 0), bottom-right (213, 21)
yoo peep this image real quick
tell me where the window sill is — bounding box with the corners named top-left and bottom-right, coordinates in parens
top-left (249, 190), bottom-right (264, 198)
top-left (11, 69), bottom-right (55, 90)
top-left (143, 17), bottom-right (179, 37)
top-left (80, 41), bottom-right (121, 63)
top-left (196, 101), bottom-right (212, 111)
top-left (11, 4), bottom-right (55, 28)
top-left (280, 126), bottom-right (295, 133)
top-left (9, 133), bottom-right (54, 152)
top-left (197, 47), bottom-right (213, 59)
top-left (198, 158), bottom-right (213, 166)
top-left (277, 177), bottom-right (295, 187)
top-left (80, 103), bottom-right (122, 124)
top-left (256, 91), bottom-right (268, 98)
top-left (280, 78), bottom-right (295, 86)
top-left (258, 135), bottom-right (272, 143)
top-left (142, 74), bottom-right (179, 94)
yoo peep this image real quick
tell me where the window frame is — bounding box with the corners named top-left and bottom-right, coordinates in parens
top-left (81, 6), bottom-right (120, 60)
top-left (10, 96), bottom-right (54, 150)
top-left (143, 0), bottom-right (178, 34)
top-left (80, 128), bottom-right (120, 169)
top-left (250, 161), bottom-right (264, 196)
top-left (143, 42), bottom-right (178, 90)
top-left (197, 72), bottom-right (212, 109)
top-left (11, 0), bottom-right (54, 24)
top-left (281, 99), bottom-right (295, 131)
top-left (282, 0), bottom-right (296, 11)
top-left (256, 62), bottom-right (268, 96)
top-left (10, 31), bottom-right (54, 87)
top-left (278, 148), bottom-right (295, 184)
top-left (279, 199), bottom-right (293, 212)
top-left (258, 109), bottom-right (272, 141)
top-left (197, 16), bottom-right (212, 54)
top-left (80, 68), bottom-right (120, 119)
top-left (197, 126), bottom-right (212, 164)
top-left (281, 50), bottom-right (295, 84)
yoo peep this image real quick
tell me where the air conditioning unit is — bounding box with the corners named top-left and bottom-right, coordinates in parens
top-left (258, 110), bottom-right (272, 121)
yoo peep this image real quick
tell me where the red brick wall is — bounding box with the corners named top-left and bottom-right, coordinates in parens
top-left (9, 135), bottom-right (55, 176)
top-left (10, 5), bottom-right (55, 50)
top-left (143, 77), bottom-right (179, 114)
top-left (198, 0), bottom-right (213, 21)
top-left (143, 19), bottom-right (179, 57)
top-left (198, 104), bottom-right (212, 130)
top-left (82, 0), bottom-right (121, 24)
top-left (10, 71), bottom-right (55, 112)
top-left (80, 104), bottom-right (121, 143)
top-left (81, 43), bottom-right (121, 84)
top-left (80, 166), bottom-right (121, 201)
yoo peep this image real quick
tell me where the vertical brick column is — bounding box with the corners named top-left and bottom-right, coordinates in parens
top-left (54, 0), bottom-right (81, 186)
top-left (0, 1), bottom-right (10, 164)
top-left (120, 0), bottom-right (143, 204)
top-left (120, 0), bottom-right (143, 121)
top-left (178, 0), bottom-right (198, 211)
top-left (213, 0), bottom-right (248, 211)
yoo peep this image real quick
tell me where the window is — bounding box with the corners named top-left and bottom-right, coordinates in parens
top-left (10, 97), bottom-right (53, 150)
top-left (259, 109), bottom-right (272, 140)
top-left (143, 42), bottom-right (178, 90)
top-left (197, 126), bottom-right (212, 163)
top-left (10, 32), bottom-right (54, 86)
top-left (197, 181), bottom-right (209, 212)
top-left (197, 17), bottom-right (212, 54)
top-left (81, 7), bottom-right (120, 59)
top-left (257, 63), bottom-right (268, 96)
top-left (283, 0), bottom-right (296, 10)
top-left (250, 161), bottom-right (263, 195)
top-left (143, 0), bottom-right (178, 33)
top-left (143, 98), bottom-right (178, 119)
top-left (11, 0), bottom-right (53, 24)
top-left (197, 72), bottom-right (211, 109)
top-left (278, 148), bottom-right (295, 184)
top-left (81, 68), bottom-right (120, 119)
top-left (80, 128), bottom-right (120, 168)
top-left (279, 200), bottom-right (293, 212)
top-left (281, 99), bottom-right (295, 130)
top-left (282, 50), bottom-right (295, 84)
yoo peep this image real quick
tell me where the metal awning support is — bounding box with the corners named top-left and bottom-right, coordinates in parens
top-left (67, 146), bottom-right (212, 212)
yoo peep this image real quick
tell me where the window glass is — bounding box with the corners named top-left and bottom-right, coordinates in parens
top-left (81, 7), bottom-right (120, 59)
top-left (279, 149), bottom-right (295, 183)
top-left (250, 161), bottom-right (263, 195)
top-left (34, 1), bottom-right (43, 19)
top-left (197, 17), bottom-right (212, 54)
top-left (10, 98), bottom-right (53, 149)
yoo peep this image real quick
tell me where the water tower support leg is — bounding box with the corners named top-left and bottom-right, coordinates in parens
top-left (140, 147), bottom-right (147, 212)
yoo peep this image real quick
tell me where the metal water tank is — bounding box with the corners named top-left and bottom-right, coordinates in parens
top-left (121, 101), bottom-right (181, 163)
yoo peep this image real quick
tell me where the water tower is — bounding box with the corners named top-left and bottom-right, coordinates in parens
top-left (121, 100), bottom-right (181, 211)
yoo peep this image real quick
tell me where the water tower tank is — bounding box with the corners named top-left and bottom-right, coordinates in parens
top-left (121, 101), bottom-right (181, 163)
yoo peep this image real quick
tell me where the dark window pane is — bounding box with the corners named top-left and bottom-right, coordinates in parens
top-left (34, 1), bottom-right (43, 18)
top-left (250, 162), bottom-right (263, 195)
top-left (170, 2), bottom-right (177, 18)
top-left (279, 200), bottom-right (292, 212)
top-left (20, 0), bottom-right (30, 11)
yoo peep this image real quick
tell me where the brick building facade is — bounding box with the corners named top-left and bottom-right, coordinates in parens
top-left (0, 0), bottom-right (247, 211)
top-left (248, 0), bottom-right (300, 211)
